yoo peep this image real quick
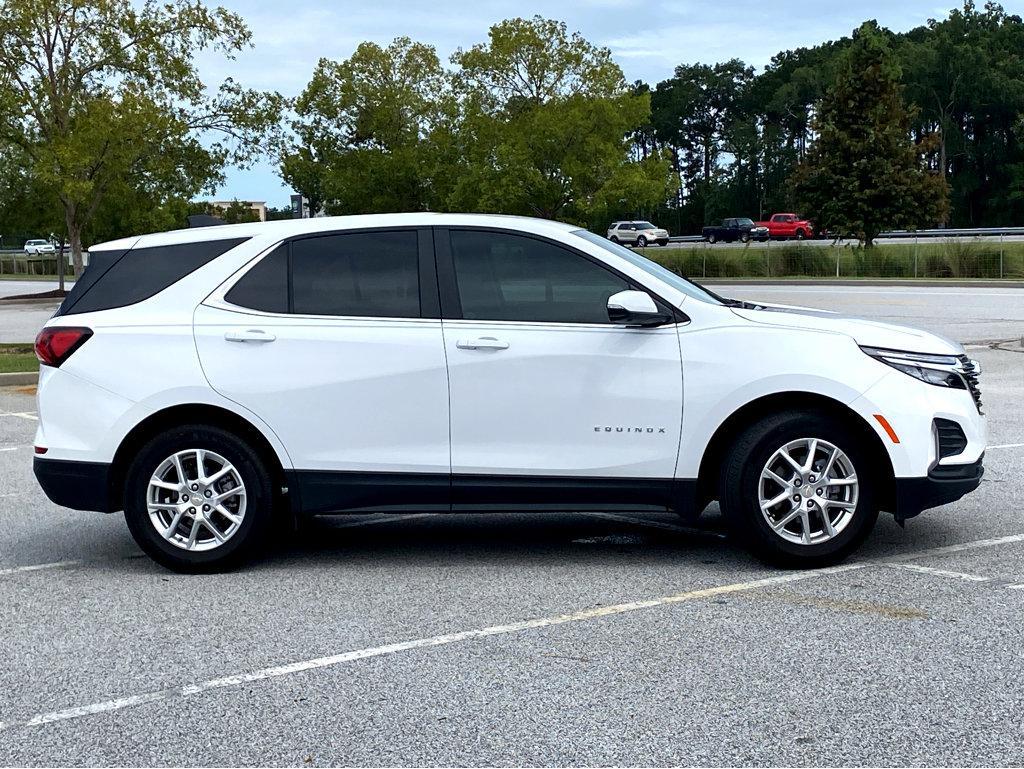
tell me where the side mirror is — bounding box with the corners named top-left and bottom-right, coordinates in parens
top-left (607, 290), bottom-right (672, 327)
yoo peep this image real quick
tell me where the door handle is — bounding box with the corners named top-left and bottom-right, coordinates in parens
top-left (224, 329), bottom-right (276, 343)
top-left (456, 336), bottom-right (509, 350)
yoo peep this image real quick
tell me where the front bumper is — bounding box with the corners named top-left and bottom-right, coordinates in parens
top-left (34, 457), bottom-right (117, 513)
top-left (892, 455), bottom-right (984, 522)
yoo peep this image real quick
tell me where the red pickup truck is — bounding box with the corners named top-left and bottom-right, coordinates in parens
top-left (755, 213), bottom-right (814, 240)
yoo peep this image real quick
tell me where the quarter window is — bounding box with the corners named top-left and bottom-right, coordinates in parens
top-left (449, 230), bottom-right (628, 324)
top-left (224, 245), bottom-right (288, 313)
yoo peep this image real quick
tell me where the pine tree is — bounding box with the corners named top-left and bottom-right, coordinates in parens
top-left (793, 21), bottom-right (948, 246)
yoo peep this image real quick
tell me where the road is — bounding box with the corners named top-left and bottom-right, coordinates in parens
top-left (1, 287), bottom-right (1023, 765)
top-left (705, 283), bottom-right (1024, 343)
top-left (665, 234), bottom-right (1024, 247)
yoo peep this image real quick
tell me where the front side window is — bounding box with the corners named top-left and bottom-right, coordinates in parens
top-left (450, 230), bottom-right (629, 324)
top-left (573, 229), bottom-right (722, 305)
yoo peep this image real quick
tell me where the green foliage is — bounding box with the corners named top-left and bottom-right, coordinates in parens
top-left (281, 17), bottom-right (670, 225)
top-left (188, 200), bottom-right (260, 224)
top-left (792, 22), bottom-right (949, 246)
top-left (282, 37), bottom-right (450, 215)
top-left (0, 0), bottom-right (284, 275)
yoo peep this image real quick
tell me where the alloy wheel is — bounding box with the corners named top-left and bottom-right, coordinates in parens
top-left (758, 438), bottom-right (859, 546)
top-left (147, 449), bottom-right (247, 551)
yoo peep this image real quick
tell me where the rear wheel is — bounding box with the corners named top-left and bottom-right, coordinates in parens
top-left (124, 425), bottom-right (275, 572)
top-left (719, 411), bottom-right (878, 567)
top-left (609, 235), bottom-right (619, 243)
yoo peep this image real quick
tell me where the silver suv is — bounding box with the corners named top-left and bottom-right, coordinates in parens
top-left (607, 221), bottom-right (669, 248)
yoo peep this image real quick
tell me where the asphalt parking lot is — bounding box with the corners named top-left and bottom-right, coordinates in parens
top-left (2, 287), bottom-right (1024, 766)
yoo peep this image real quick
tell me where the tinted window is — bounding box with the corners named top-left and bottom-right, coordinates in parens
top-left (572, 229), bottom-right (722, 305)
top-left (450, 230), bottom-right (628, 324)
top-left (61, 237), bottom-right (248, 316)
top-left (224, 245), bottom-right (288, 313)
top-left (291, 231), bottom-right (419, 317)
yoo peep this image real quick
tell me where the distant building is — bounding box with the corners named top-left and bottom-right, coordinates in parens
top-left (211, 200), bottom-right (267, 222)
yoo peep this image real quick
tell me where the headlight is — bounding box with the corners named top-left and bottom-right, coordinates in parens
top-left (860, 346), bottom-right (968, 389)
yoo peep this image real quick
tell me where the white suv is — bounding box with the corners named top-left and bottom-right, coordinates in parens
top-left (33, 214), bottom-right (985, 572)
top-left (607, 221), bottom-right (670, 247)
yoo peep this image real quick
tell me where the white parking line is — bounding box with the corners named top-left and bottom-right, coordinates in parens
top-left (2, 530), bottom-right (1023, 732)
top-left (888, 563), bottom-right (990, 582)
top-left (0, 560), bottom-right (81, 577)
top-left (0, 411), bottom-right (38, 421)
top-left (0, 562), bottom-right (868, 731)
top-left (989, 442), bottom-right (1024, 450)
top-left (1007, 584), bottom-right (1024, 591)
top-left (0, 446), bottom-right (20, 452)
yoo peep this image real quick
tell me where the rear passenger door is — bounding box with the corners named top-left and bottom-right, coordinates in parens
top-left (194, 228), bottom-right (450, 513)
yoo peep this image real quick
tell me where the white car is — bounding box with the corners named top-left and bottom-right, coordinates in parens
top-left (24, 239), bottom-right (56, 255)
top-left (607, 221), bottom-right (670, 247)
top-left (32, 214), bottom-right (985, 572)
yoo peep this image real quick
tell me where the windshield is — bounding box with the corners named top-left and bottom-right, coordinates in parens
top-left (736, 218), bottom-right (754, 226)
top-left (26, 240), bottom-right (46, 245)
top-left (634, 222), bottom-right (656, 230)
top-left (572, 230), bottom-right (723, 305)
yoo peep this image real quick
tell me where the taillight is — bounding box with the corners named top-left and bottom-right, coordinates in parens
top-left (34, 326), bottom-right (93, 367)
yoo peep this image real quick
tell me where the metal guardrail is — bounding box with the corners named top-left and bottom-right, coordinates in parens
top-left (671, 226), bottom-right (1024, 243)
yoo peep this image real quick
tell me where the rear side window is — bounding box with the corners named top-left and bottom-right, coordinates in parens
top-left (224, 246), bottom-right (288, 313)
top-left (290, 231), bottom-right (420, 317)
top-left (449, 230), bottom-right (628, 324)
top-left (60, 237), bottom-right (248, 316)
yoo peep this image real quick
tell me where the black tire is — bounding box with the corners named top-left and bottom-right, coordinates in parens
top-left (609, 235), bottom-right (619, 243)
top-left (707, 233), bottom-right (717, 244)
top-left (740, 233), bottom-right (750, 243)
top-left (796, 229), bottom-right (806, 240)
top-left (636, 235), bottom-right (648, 248)
top-left (124, 424), bottom-right (275, 573)
top-left (718, 411), bottom-right (878, 568)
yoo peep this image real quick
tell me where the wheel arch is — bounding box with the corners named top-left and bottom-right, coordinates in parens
top-left (694, 391), bottom-right (895, 514)
top-left (108, 404), bottom-right (289, 511)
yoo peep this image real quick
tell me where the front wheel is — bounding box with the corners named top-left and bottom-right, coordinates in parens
top-left (740, 233), bottom-right (750, 243)
top-left (636, 235), bottom-right (648, 248)
top-left (719, 411), bottom-right (878, 567)
top-left (707, 233), bottom-right (717, 244)
top-left (795, 229), bottom-right (807, 240)
top-left (124, 425), bottom-right (276, 572)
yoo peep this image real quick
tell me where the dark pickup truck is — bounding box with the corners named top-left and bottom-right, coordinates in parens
top-left (702, 218), bottom-right (769, 244)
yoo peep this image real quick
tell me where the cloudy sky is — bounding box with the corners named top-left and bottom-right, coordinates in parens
top-left (203, 0), bottom-right (966, 205)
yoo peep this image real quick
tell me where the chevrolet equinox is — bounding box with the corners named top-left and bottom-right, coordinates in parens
top-left (33, 214), bottom-right (985, 571)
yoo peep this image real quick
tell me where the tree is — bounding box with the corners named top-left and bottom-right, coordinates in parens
top-left (793, 21), bottom-right (948, 246)
top-left (0, 0), bottom-right (283, 277)
top-left (448, 16), bottom-right (670, 222)
top-left (281, 38), bottom-right (451, 215)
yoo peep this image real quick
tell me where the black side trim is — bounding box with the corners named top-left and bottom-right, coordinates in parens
top-left (289, 471), bottom-right (451, 514)
top-left (286, 470), bottom-right (696, 516)
top-left (452, 473), bottom-right (674, 511)
top-left (892, 455), bottom-right (984, 522)
top-left (34, 458), bottom-right (116, 513)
